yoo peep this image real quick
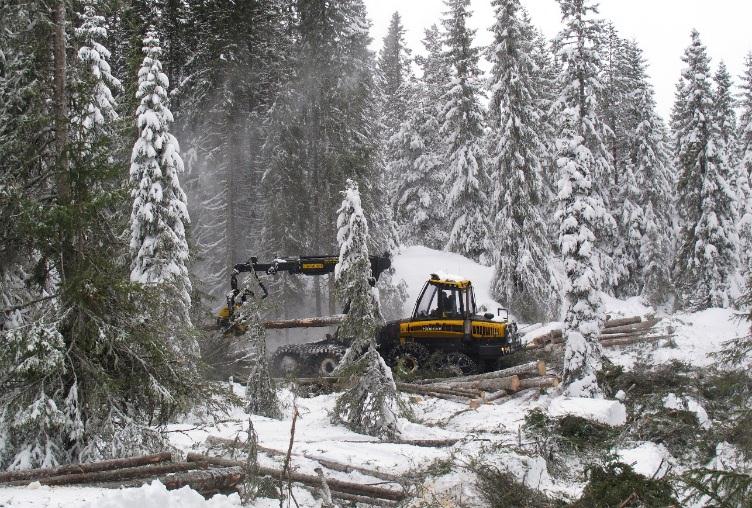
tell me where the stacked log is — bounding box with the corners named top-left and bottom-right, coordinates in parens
top-left (405, 360), bottom-right (557, 406)
top-left (528, 314), bottom-right (669, 350)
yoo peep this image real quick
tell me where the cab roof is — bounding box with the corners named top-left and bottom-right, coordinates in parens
top-left (429, 273), bottom-right (471, 288)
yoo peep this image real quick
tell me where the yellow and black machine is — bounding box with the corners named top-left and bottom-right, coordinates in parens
top-left (217, 256), bottom-right (521, 376)
top-left (377, 274), bottom-right (521, 375)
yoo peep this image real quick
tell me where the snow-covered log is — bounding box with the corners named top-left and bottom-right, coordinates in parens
top-left (425, 375), bottom-right (521, 393)
top-left (186, 453), bottom-right (406, 501)
top-left (0, 452), bottom-right (173, 483)
top-left (417, 360), bottom-right (545, 384)
top-left (1, 461), bottom-right (205, 487)
top-left (263, 315), bottom-right (345, 329)
top-left (518, 376), bottom-right (560, 390)
top-left (600, 334), bottom-right (671, 348)
top-left (599, 317), bottom-right (660, 335)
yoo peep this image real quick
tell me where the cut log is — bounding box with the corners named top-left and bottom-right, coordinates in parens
top-left (397, 387), bottom-right (472, 403)
top-left (603, 316), bottom-right (643, 329)
top-left (0, 452), bottom-right (173, 484)
top-left (393, 438), bottom-right (460, 447)
top-left (330, 490), bottom-right (400, 507)
top-left (2, 461), bottom-right (206, 487)
top-left (206, 436), bottom-right (401, 483)
top-left (303, 454), bottom-right (401, 483)
top-left (263, 315), bottom-right (344, 329)
top-left (600, 334), bottom-right (671, 348)
top-left (418, 361), bottom-right (545, 385)
top-left (397, 382), bottom-right (480, 398)
top-left (427, 375), bottom-right (520, 393)
top-left (160, 467), bottom-right (244, 495)
top-left (600, 317), bottom-right (660, 335)
top-left (597, 331), bottom-right (647, 341)
top-left (468, 388), bottom-right (509, 407)
top-left (518, 376), bottom-right (559, 390)
top-left (186, 454), bottom-right (406, 501)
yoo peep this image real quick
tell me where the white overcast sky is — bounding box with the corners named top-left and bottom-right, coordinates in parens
top-left (363, 0), bottom-right (752, 120)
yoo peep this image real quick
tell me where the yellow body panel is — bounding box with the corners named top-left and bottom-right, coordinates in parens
top-left (217, 305), bottom-right (231, 319)
top-left (399, 319), bottom-right (507, 343)
top-left (302, 262), bottom-right (325, 270)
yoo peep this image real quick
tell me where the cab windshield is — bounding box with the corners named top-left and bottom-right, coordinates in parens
top-left (413, 283), bottom-right (473, 319)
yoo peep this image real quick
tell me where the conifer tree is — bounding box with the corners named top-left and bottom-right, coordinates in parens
top-left (235, 290), bottom-right (281, 419)
top-left (486, 0), bottom-right (559, 322)
top-left (672, 31), bottom-right (738, 310)
top-left (73, 0), bottom-right (121, 137)
top-left (739, 53), bottom-right (752, 277)
top-left (554, 0), bottom-right (614, 397)
top-left (440, 0), bottom-right (492, 262)
top-left (332, 180), bottom-right (401, 439)
top-left (129, 29), bottom-right (192, 319)
top-left (390, 25), bottom-right (448, 249)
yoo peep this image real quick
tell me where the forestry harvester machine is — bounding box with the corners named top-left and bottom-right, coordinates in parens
top-left (216, 255), bottom-right (522, 377)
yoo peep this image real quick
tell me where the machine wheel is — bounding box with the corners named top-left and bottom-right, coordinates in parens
top-left (272, 352), bottom-right (302, 377)
top-left (388, 343), bottom-right (430, 375)
top-left (444, 352), bottom-right (479, 376)
top-left (315, 352), bottom-right (341, 377)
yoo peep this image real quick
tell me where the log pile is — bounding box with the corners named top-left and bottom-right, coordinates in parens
top-left (401, 360), bottom-right (558, 406)
top-left (0, 450), bottom-right (407, 505)
top-left (527, 314), bottom-right (671, 350)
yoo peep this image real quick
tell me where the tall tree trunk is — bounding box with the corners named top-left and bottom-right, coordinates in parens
top-left (53, 1), bottom-right (72, 282)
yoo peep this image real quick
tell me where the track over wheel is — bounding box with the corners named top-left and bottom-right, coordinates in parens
top-left (272, 352), bottom-right (301, 377)
top-left (388, 342), bottom-right (430, 376)
top-left (444, 352), bottom-right (479, 376)
top-left (315, 352), bottom-right (341, 377)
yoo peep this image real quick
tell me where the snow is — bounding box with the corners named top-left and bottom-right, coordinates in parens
top-left (663, 393), bottom-right (711, 429)
top-left (0, 481), bottom-right (241, 508)
top-left (616, 442), bottom-right (673, 479)
top-left (548, 396), bottom-right (627, 426)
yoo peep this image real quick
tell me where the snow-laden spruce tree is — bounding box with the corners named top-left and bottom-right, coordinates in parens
top-left (234, 289), bottom-right (281, 419)
top-left (672, 31), bottom-right (738, 310)
top-left (739, 53), bottom-right (752, 277)
top-left (389, 78), bottom-right (446, 249)
top-left (486, 0), bottom-right (559, 322)
top-left (129, 29), bottom-right (192, 320)
top-left (440, 0), bottom-right (492, 262)
top-left (332, 179), bottom-right (402, 439)
top-left (553, 0), bottom-right (617, 299)
top-left (621, 42), bottom-right (675, 305)
top-left (73, 0), bottom-right (121, 137)
top-left (553, 0), bottom-right (615, 397)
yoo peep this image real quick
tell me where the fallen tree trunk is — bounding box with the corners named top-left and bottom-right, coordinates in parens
top-left (205, 435), bottom-right (400, 483)
top-left (599, 317), bottom-right (660, 335)
top-left (2, 461), bottom-right (205, 487)
top-left (393, 438), bottom-right (460, 447)
top-left (597, 331), bottom-right (647, 341)
top-left (263, 315), bottom-right (344, 329)
top-left (0, 452), bottom-right (173, 484)
top-left (303, 454), bottom-right (401, 483)
top-left (186, 453), bottom-right (405, 501)
top-left (603, 316), bottom-right (643, 328)
top-left (427, 375), bottom-right (520, 393)
top-left (417, 361), bottom-right (545, 385)
top-left (518, 376), bottom-right (559, 390)
top-left (601, 334), bottom-right (671, 348)
top-left (330, 490), bottom-right (400, 507)
top-left (397, 382), bottom-right (481, 398)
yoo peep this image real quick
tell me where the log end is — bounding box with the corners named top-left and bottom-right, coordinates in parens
top-left (510, 375), bottom-right (520, 392)
top-left (536, 360), bottom-right (546, 377)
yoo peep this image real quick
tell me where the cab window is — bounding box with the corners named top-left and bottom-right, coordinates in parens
top-left (414, 284), bottom-right (465, 318)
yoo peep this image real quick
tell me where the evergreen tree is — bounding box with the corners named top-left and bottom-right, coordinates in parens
top-left (129, 29), bottom-right (192, 319)
top-left (0, 4), bottom-right (201, 469)
top-left (331, 180), bottom-right (401, 439)
top-left (486, 0), bottom-right (559, 322)
top-left (629, 73), bottom-right (675, 304)
top-left (235, 291), bottom-right (281, 419)
top-left (672, 31), bottom-right (737, 310)
top-left (739, 53), bottom-right (752, 277)
top-left (440, 0), bottom-right (492, 262)
top-left (390, 25), bottom-right (448, 249)
top-left (554, 0), bottom-right (613, 397)
top-left (73, 0), bottom-right (122, 138)
top-left (334, 180), bottom-right (384, 367)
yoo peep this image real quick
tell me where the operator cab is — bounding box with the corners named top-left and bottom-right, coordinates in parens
top-left (413, 274), bottom-right (488, 320)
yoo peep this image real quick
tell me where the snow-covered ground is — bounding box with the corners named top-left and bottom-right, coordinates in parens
top-left (2, 246), bottom-right (749, 507)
